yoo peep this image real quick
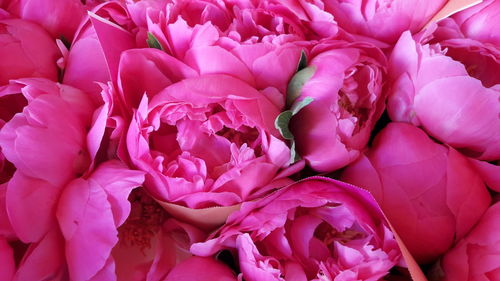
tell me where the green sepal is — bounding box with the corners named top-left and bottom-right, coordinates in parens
top-left (274, 97), bottom-right (314, 164)
top-left (275, 110), bottom-right (294, 140)
top-left (286, 66), bottom-right (316, 108)
top-left (146, 32), bottom-right (163, 50)
top-left (296, 50), bottom-right (307, 72)
top-left (290, 139), bottom-right (301, 164)
top-left (291, 96), bottom-right (314, 115)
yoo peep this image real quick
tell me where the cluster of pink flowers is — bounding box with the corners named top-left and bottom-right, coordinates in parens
top-left (0, 0), bottom-right (498, 280)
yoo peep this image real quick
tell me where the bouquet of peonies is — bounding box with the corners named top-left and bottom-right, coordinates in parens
top-left (0, 0), bottom-right (498, 280)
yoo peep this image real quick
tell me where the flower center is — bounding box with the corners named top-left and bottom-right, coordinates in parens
top-left (315, 222), bottom-right (366, 248)
top-left (117, 188), bottom-right (167, 253)
top-left (337, 65), bottom-right (376, 135)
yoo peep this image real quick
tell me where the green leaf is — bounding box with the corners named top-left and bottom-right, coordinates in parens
top-left (274, 110), bottom-right (294, 140)
top-left (146, 32), bottom-right (163, 50)
top-left (286, 66), bottom-right (316, 108)
top-left (296, 50), bottom-right (307, 72)
top-left (290, 139), bottom-right (301, 164)
top-left (291, 97), bottom-right (314, 115)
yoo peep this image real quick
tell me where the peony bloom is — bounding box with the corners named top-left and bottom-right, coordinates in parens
top-left (131, 0), bottom-right (337, 48)
top-left (121, 2), bottom-right (307, 223)
top-left (341, 123), bottom-right (491, 264)
top-left (321, 0), bottom-right (447, 43)
top-left (0, 78), bottom-right (110, 243)
top-left (435, 202), bottom-right (500, 281)
top-left (8, 161), bottom-right (144, 281)
top-left (387, 31), bottom-right (500, 160)
top-left (191, 177), bottom-right (402, 280)
top-left (0, 18), bottom-right (59, 85)
top-left (290, 40), bottom-right (387, 172)
top-left (0, 78), bottom-right (149, 280)
top-left (127, 74), bottom-right (294, 210)
top-left (5, 0), bottom-right (86, 40)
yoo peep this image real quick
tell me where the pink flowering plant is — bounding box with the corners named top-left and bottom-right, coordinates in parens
top-left (0, 0), bottom-right (499, 280)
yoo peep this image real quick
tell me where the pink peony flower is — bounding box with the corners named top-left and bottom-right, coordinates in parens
top-left (0, 18), bottom-right (59, 85)
top-left (127, 74), bottom-right (294, 210)
top-left (8, 161), bottom-right (144, 281)
top-left (191, 177), bottom-right (402, 280)
top-left (290, 40), bottom-right (387, 172)
top-left (387, 31), bottom-right (500, 160)
top-left (341, 123), bottom-right (491, 264)
top-left (322, 0), bottom-right (447, 43)
top-left (132, 0), bottom-right (337, 47)
top-left (0, 78), bottom-right (109, 243)
top-left (0, 78), bottom-right (145, 279)
top-left (435, 202), bottom-right (500, 281)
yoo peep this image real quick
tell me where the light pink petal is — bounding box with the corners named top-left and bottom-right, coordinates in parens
top-left (415, 76), bottom-right (500, 160)
top-left (184, 45), bottom-right (256, 86)
top-left (118, 48), bottom-right (197, 108)
top-left (236, 234), bottom-right (281, 281)
top-left (324, 0), bottom-right (446, 43)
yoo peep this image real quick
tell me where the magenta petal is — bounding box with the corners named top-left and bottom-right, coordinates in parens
top-left (164, 256), bottom-right (237, 281)
top-left (0, 183), bottom-right (14, 238)
top-left (17, 0), bottom-right (85, 40)
top-left (56, 177), bottom-right (117, 281)
top-left (63, 28), bottom-right (108, 99)
top-left (468, 159), bottom-right (500, 192)
top-left (6, 172), bottom-right (60, 243)
top-left (342, 123), bottom-right (491, 263)
top-left (88, 11), bottom-right (135, 85)
top-left (0, 237), bottom-right (14, 281)
top-left (87, 160), bottom-right (145, 226)
top-left (184, 45), bottom-right (255, 86)
top-left (440, 202), bottom-right (500, 281)
top-left (118, 48), bottom-right (197, 108)
top-left (445, 149), bottom-right (491, 239)
top-left (88, 257), bottom-right (116, 281)
top-left (13, 229), bottom-right (66, 281)
top-left (0, 19), bottom-right (59, 85)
